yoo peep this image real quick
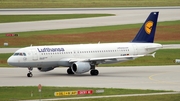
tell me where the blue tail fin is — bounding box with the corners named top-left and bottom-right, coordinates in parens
top-left (132, 12), bottom-right (159, 43)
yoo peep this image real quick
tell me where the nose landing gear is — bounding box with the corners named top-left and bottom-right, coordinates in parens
top-left (27, 67), bottom-right (33, 77)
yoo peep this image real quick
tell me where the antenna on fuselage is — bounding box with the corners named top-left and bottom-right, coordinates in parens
top-left (98, 41), bottom-right (100, 44)
top-left (30, 44), bottom-right (32, 47)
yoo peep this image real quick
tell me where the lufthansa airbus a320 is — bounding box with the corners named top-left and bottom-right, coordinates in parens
top-left (7, 12), bottom-right (162, 77)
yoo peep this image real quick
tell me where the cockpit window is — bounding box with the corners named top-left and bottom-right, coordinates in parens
top-left (19, 53), bottom-right (23, 56)
top-left (13, 52), bottom-right (26, 56)
top-left (13, 53), bottom-right (19, 56)
top-left (23, 53), bottom-right (26, 56)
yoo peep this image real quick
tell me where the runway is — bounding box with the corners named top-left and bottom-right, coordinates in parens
top-left (1, 65), bottom-right (180, 91)
top-left (0, 7), bottom-right (180, 33)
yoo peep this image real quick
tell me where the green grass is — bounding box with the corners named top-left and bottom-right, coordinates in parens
top-left (0, 86), bottom-right (169, 101)
top-left (0, 14), bottom-right (114, 23)
top-left (0, 53), bottom-right (12, 67)
top-left (65, 94), bottom-right (180, 101)
top-left (157, 41), bottom-right (180, 44)
top-left (1, 49), bottom-right (180, 67)
top-left (0, 0), bottom-right (180, 8)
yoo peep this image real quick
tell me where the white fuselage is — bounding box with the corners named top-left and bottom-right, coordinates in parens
top-left (7, 42), bottom-right (162, 68)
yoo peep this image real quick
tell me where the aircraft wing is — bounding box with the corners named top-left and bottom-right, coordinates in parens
top-left (68, 55), bottom-right (144, 63)
top-left (89, 55), bottom-right (144, 61)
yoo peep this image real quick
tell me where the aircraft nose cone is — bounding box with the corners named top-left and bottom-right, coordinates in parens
top-left (7, 56), bottom-right (15, 66)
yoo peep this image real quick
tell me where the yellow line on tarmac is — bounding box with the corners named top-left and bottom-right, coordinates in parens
top-left (149, 71), bottom-right (180, 84)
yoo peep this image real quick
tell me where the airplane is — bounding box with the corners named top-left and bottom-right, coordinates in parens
top-left (7, 12), bottom-right (162, 77)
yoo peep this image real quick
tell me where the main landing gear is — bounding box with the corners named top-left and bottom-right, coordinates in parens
top-left (90, 69), bottom-right (99, 76)
top-left (90, 64), bottom-right (99, 76)
top-left (67, 67), bottom-right (74, 75)
top-left (66, 67), bottom-right (99, 76)
top-left (27, 67), bottom-right (33, 77)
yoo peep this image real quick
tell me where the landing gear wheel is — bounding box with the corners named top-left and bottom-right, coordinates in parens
top-left (90, 69), bottom-right (99, 76)
top-left (27, 72), bottom-right (33, 77)
top-left (67, 68), bottom-right (74, 74)
top-left (27, 67), bottom-right (33, 77)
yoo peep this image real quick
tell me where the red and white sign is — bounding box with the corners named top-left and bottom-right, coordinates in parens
top-left (6, 34), bottom-right (14, 36)
top-left (77, 90), bottom-right (93, 95)
top-left (5, 34), bottom-right (19, 37)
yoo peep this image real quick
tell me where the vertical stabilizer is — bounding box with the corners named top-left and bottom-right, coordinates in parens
top-left (132, 12), bottom-right (159, 43)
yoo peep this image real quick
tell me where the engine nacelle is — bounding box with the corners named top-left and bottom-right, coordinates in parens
top-left (37, 67), bottom-right (54, 72)
top-left (71, 62), bottom-right (91, 74)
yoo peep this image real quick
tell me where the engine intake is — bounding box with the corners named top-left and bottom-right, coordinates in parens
top-left (71, 62), bottom-right (91, 74)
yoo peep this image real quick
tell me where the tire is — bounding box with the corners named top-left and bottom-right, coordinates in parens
top-left (90, 69), bottom-right (99, 76)
top-left (27, 73), bottom-right (33, 77)
top-left (67, 68), bottom-right (74, 74)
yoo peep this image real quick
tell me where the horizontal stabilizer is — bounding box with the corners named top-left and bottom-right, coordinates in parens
top-left (145, 52), bottom-right (156, 58)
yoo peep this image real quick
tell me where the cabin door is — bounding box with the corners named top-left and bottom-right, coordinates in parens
top-left (31, 49), bottom-right (38, 61)
top-left (132, 44), bottom-right (138, 55)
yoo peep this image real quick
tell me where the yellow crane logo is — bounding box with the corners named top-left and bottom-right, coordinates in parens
top-left (145, 21), bottom-right (153, 34)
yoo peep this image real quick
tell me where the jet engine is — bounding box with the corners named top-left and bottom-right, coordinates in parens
top-left (71, 62), bottom-right (91, 74)
top-left (37, 67), bottom-right (54, 72)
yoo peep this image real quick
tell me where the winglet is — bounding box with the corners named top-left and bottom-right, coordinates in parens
top-left (132, 12), bottom-right (159, 43)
